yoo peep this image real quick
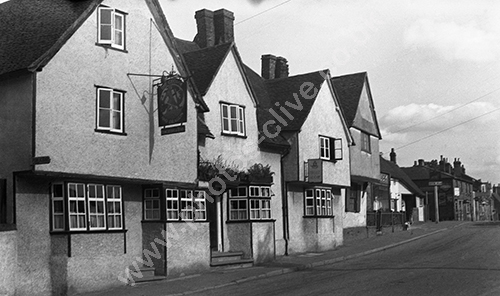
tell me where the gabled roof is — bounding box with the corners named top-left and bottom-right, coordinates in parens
top-left (0, 0), bottom-right (101, 77)
top-left (380, 157), bottom-right (424, 197)
top-left (0, 0), bottom-right (208, 110)
top-left (182, 42), bottom-right (233, 96)
top-left (331, 72), bottom-right (382, 138)
top-left (243, 65), bottom-right (290, 149)
top-left (262, 70), bottom-right (328, 132)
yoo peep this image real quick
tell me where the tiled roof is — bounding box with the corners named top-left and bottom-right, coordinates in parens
top-left (243, 64), bottom-right (290, 148)
top-left (262, 70), bottom-right (327, 132)
top-left (0, 0), bottom-right (100, 77)
top-left (401, 166), bottom-right (431, 180)
top-left (182, 42), bottom-right (233, 96)
top-left (174, 37), bottom-right (200, 54)
top-left (380, 157), bottom-right (424, 197)
top-left (330, 72), bottom-right (366, 127)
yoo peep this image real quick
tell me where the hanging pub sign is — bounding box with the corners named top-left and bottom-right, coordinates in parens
top-left (157, 72), bottom-right (187, 127)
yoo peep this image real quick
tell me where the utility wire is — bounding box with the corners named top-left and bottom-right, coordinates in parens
top-left (395, 107), bottom-right (500, 150)
top-left (390, 86), bottom-right (500, 134)
top-left (235, 0), bottom-right (293, 25)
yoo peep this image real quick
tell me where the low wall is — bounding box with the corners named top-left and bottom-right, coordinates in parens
top-left (343, 225), bottom-right (406, 244)
top-left (0, 229), bottom-right (17, 296)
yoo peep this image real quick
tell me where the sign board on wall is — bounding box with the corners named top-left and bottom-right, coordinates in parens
top-left (157, 74), bottom-right (187, 127)
top-left (308, 159), bottom-right (323, 183)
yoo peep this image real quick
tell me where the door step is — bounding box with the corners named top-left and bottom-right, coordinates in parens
top-left (211, 251), bottom-right (254, 269)
top-left (129, 266), bottom-right (166, 283)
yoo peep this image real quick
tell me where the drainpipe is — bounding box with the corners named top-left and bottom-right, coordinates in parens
top-left (281, 147), bottom-right (291, 256)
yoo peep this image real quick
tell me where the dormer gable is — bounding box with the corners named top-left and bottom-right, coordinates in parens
top-left (331, 72), bottom-right (381, 139)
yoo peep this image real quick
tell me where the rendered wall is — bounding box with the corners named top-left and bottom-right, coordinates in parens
top-left (165, 222), bottom-right (210, 276)
top-left (0, 230), bottom-right (16, 296)
top-left (286, 185), bottom-right (340, 254)
top-left (15, 176), bottom-right (146, 295)
top-left (349, 128), bottom-right (380, 180)
top-left (343, 189), bottom-right (368, 228)
top-left (252, 222), bottom-right (275, 263)
top-left (224, 223), bottom-right (252, 259)
top-left (0, 74), bottom-right (33, 224)
top-left (198, 50), bottom-right (285, 257)
top-left (35, 0), bottom-right (197, 184)
top-left (297, 84), bottom-right (350, 187)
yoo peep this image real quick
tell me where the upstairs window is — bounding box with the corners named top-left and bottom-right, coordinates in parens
top-left (361, 132), bottom-right (371, 153)
top-left (221, 103), bottom-right (245, 136)
top-left (96, 87), bottom-right (124, 134)
top-left (319, 136), bottom-right (343, 161)
top-left (98, 7), bottom-right (126, 50)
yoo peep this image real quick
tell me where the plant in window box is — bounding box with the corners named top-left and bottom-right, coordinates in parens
top-left (198, 155), bottom-right (245, 182)
top-left (247, 163), bottom-right (274, 184)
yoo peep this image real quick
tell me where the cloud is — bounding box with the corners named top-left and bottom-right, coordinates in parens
top-left (380, 101), bottom-right (497, 134)
top-left (404, 19), bottom-right (500, 62)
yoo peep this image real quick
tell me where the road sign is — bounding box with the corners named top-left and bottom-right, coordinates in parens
top-left (429, 181), bottom-right (443, 186)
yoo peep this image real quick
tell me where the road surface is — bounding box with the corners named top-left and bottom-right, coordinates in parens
top-left (191, 222), bottom-right (500, 296)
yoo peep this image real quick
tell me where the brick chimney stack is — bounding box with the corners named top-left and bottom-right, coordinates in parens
top-left (261, 54), bottom-right (277, 79)
top-left (194, 9), bottom-right (215, 48)
top-left (194, 9), bottom-right (234, 48)
top-left (275, 56), bottom-right (289, 78)
top-left (390, 148), bottom-right (396, 164)
top-left (213, 9), bottom-right (234, 45)
top-left (453, 158), bottom-right (463, 177)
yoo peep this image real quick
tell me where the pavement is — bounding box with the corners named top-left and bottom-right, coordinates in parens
top-left (77, 221), bottom-right (467, 296)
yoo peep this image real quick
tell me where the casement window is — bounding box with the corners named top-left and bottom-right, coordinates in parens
top-left (229, 186), bottom-right (272, 221)
top-left (107, 186), bottom-right (122, 229)
top-left (97, 6), bottom-right (126, 50)
top-left (87, 184), bottom-right (106, 230)
top-left (96, 87), bottom-right (124, 133)
top-left (221, 103), bottom-right (245, 136)
top-left (68, 183), bottom-right (87, 230)
top-left (52, 183), bottom-right (65, 231)
top-left (361, 132), bottom-right (371, 153)
top-left (319, 136), bottom-right (343, 161)
top-left (346, 184), bottom-right (361, 213)
top-left (51, 183), bottom-right (123, 232)
top-left (166, 189), bottom-right (179, 220)
top-left (164, 189), bottom-right (206, 221)
top-left (304, 188), bottom-right (336, 217)
top-left (144, 188), bottom-right (161, 220)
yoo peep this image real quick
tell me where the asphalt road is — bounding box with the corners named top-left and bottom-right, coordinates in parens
top-left (191, 222), bottom-right (500, 296)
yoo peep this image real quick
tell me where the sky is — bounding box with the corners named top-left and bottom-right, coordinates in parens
top-left (159, 0), bottom-right (500, 184)
top-left (1, 0), bottom-right (497, 183)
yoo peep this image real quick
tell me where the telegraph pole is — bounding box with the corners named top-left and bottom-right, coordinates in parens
top-left (429, 181), bottom-right (442, 223)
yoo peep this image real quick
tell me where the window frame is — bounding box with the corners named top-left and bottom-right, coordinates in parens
top-left (361, 132), bottom-right (371, 153)
top-left (96, 87), bottom-right (125, 134)
top-left (229, 186), bottom-right (272, 221)
top-left (144, 188), bottom-right (161, 221)
top-left (304, 187), bottom-right (335, 217)
top-left (220, 103), bottom-right (246, 137)
top-left (319, 136), bottom-right (343, 161)
top-left (97, 6), bottom-right (126, 51)
top-left (52, 182), bottom-right (124, 232)
top-left (164, 189), bottom-right (207, 222)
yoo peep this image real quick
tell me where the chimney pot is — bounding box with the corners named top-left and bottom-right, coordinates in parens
top-left (390, 148), bottom-right (397, 164)
top-left (261, 54), bottom-right (277, 79)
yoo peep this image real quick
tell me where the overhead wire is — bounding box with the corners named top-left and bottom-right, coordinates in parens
top-left (235, 0), bottom-right (293, 25)
top-left (395, 106), bottom-right (500, 150)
